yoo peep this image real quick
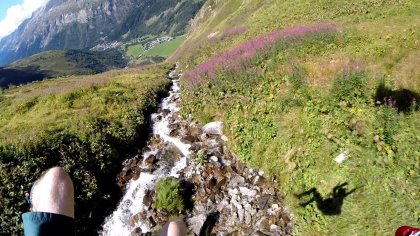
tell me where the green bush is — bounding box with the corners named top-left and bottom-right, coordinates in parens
top-left (332, 71), bottom-right (366, 104)
top-left (154, 177), bottom-right (184, 214)
top-left (196, 149), bottom-right (207, 165)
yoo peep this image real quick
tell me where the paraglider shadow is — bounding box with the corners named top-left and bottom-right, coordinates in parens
top-left (295, 182), bottom-right (355, 215)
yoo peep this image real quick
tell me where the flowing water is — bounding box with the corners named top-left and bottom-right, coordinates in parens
top-left (101, 68), bottom-right (190, 235)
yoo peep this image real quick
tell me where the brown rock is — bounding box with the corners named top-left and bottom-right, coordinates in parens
top-left (130, 227), bottom-right (142, 236)
top-left (253, 230), bottom-right (270, 236)
top-left (181, 134), bottom-right (196, 143)
top-left (162, 109), bottom-right (170, 116)
top-left (206, 176), bottom-right (217, 192)
top-left (132, 168), bottom-right (141, 180)
top-left (216, 177), bottom-right (227, 189)
top-left (145, 155), bottom-right (157, 166)
top-left (148, 216), bottom-right (157, 228)
top-left (169, 129), bottom-right (180, 137)
top-left (143, 190), bottom-right (153, 208)
top-left (188, 126), bottom-right (202, 139)
top-left (129, 212), bottom-right (145, 227)
top-left (256, 217), bottom-right (271, 232)
top-left (253, 176), bottom-right (266, 186)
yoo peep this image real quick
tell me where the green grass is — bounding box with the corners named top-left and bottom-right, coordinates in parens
top-left (127, 44), bottom-right (145, 58)
top-left (0, 64), bottom-right (173, 235)
top-left (154, 177), bottom-right (184, 214)
top-left (144, 35), bottom-right (186, 57)
top-left (177, 0), bottom-right (420, 235)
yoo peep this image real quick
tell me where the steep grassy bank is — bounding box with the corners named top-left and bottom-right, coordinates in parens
top-left (0, 64), bottom-right (172, 234)
top-left (176, 0), bottom-right (419, 235)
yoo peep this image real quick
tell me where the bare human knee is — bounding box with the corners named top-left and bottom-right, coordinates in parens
top-left (31, 167), bottom-right (74, 218)
top-left (157, 220), bottom-right (187, 236)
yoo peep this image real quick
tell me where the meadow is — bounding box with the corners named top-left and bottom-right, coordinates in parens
top-left (144, 35), bottom-right (187, 57)
top-left (176, 0), bottom-right (420, 234)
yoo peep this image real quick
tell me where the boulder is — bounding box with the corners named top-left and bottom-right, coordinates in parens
top-left (130, 227), bottom-right (142, 236)
top-left (203, 121), bottom-right (224, 135)
top-left (228, 175), bottom-right (245, 187)
top-left (143, 190), bottom-right (153, 209)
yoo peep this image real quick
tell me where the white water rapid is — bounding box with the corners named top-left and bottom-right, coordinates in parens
top-left (101, 67), bottom-right (190, 235)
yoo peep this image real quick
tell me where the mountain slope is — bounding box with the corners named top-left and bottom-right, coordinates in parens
top-left (173, 0), bottom-right (419, 235)
top-left (0, 0), bottom-right (204, 66)
top-left (0, 49), bottom-right (127, 88)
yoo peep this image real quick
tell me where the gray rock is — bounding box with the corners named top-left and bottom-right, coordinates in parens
top-left (270, 224), bottom-right (281, 232)
top-left (239, 186), bottom-right (257, 198)
top-left (237, 204), bottom-right (244, 222)
top-left (187, 214), bottom-right (207, 235)
top-left (203, 121), bottom-right (224, 135)
top-left (245, 211), bottom-right (252, 225)
top-left (228, 175), bottom-right (245, 187)
top-left (228, 188), bottom-right (239, 197)
top-left (258, 194), bottom-right (271, 210)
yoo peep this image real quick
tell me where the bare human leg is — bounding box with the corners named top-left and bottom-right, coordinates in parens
top-left (30, 167), bottom-right (74, 218)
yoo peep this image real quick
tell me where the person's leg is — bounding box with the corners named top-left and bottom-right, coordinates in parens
top-left (157, 220), bottom-right (187, 236)
top-left (31, 167), bottom-right (74, 218)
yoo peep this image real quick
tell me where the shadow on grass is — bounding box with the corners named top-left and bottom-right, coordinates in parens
top-left (375, 83), bottom-right (419, 113)
top-left (295, 182), bottom-right (355, 215)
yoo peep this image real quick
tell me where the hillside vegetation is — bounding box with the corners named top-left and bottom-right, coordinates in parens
top-left (1, 49), bottom-right (127, 88)
top-left (174, 0), bottom-right (419, 235)
top-left (0, 64), bottom-right (172, 234)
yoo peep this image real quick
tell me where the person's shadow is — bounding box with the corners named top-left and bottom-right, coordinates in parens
top-left (295, 182), bottom-right (355, 215)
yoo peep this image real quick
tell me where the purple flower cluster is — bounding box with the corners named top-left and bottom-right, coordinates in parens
top-left (186, 23), bottom-right (337, 85)
top-left (383, 97), bottom-right (397, 108)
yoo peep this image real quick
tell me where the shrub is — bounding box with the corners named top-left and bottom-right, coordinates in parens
top-left (154, 177), bottom-right (184, 214)
top-left (332, 69), bottom-right (366, 104)
top-left (196, 149), bottom-right (207, 165)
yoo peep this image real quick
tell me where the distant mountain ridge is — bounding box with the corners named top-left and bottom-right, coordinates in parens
top-left (0, 0), bottom-right (204, 66)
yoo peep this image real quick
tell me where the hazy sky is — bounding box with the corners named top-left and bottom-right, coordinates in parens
top-left (0, 0), bottom-right (49, 39)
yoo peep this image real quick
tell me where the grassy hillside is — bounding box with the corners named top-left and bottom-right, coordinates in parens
top-left (174, 0), bottom-right (419, 235)
top-left (0, 64), bottom-right (172, 234)
top-left (1, 49), bottom-right (127, 88)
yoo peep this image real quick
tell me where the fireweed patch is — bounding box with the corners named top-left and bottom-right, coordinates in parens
top-left (185, 23), bottom-right (337, 86)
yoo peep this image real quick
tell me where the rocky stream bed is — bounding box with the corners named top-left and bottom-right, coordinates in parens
top-left (101, 67), bottom-right (293, 235)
